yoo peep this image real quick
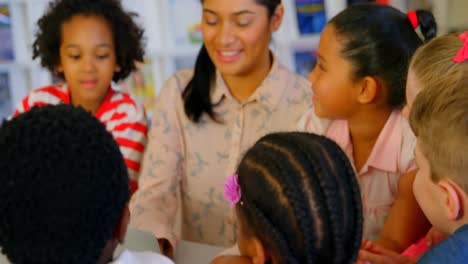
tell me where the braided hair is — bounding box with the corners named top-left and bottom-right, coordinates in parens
top-left (236, 132), bottom-right (363, 264)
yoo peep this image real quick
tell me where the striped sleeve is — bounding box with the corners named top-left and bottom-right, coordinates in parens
top-left (99, 93), bottom-right (148, 193)
top-left (12, 85), bottom-right (68, 117)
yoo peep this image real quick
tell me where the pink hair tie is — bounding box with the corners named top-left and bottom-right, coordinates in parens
top-left (453, 32), bottom-right (468, 63)
top-left (407, 11), bottom-right (418, 29)
top-left (224, 174), bottom-right (241, 208)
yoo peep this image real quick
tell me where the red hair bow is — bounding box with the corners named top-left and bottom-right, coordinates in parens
top-left (407, 11), bottom-right (418, 29)
top-left (453, 32), bottom-right (468, 63)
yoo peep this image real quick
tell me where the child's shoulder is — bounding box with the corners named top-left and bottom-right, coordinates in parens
top-left (27, 83), bottom-right (69, 104)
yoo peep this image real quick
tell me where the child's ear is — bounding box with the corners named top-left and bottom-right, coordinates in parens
top-left (250, 237), bottom-right (269, 264)
top-left (114, 206), bottom-right (130, 244)
top-left (356, 76), bottom-right (378, 104)
top-left (438, 180), bottom-right (462, 220)
top-left (115, 65), bottom-right (121, 73)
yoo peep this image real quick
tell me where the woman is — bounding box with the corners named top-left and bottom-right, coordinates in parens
top-left (130, 0), bottom-right (311, 256)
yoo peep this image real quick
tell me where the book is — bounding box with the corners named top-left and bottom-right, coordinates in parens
top-left (116, 59), bottom-right (157, 116)
top-left (0, 4), bottom-right (14, 61)
top-left (294, 0), bottom-right (327, 35)
top-left (294, 49), bottom-right (317, 77)
top-left (0, 72), bottom-right (12, 121)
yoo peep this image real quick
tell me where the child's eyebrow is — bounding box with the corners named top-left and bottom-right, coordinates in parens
top-left (64, 44), bottom-right (112, 48)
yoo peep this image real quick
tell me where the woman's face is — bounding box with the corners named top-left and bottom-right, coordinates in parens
top-left (201, 0), bottom-right (282, 77)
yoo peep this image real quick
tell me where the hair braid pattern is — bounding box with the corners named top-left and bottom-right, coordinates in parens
top-left (236, 132), bottom-right (363, 264)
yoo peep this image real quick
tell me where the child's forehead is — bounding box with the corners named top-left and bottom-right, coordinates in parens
top-left (60, 15), bottom-right (114, 46)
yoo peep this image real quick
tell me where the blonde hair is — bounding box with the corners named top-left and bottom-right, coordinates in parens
top-left (409, 33), bottom-right (468, 190)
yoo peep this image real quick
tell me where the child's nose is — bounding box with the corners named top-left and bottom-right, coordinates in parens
top-left (81, 57), bottom-right (96, 72)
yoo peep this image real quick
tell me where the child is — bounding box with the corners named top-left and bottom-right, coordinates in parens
top-left (300, 4), bottom-right (437, 252)
top-left (212, 132), bottom-right (363, 264)
top-left (357, 32), bottom-right (468, 264)
top-left (0, 105), bottom-right (172, 264)
top-left (13, 0), bottom-right (147, 194)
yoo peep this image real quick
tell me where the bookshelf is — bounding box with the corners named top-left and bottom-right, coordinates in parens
top-left (2, 0), bottom-right (414, 119)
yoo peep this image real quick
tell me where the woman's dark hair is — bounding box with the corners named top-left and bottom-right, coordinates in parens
top-left (183, 0), bottom-right (281, 122)
top-left (33, 0), bottom-right (145, 82)
top-left (329, 3), bottom-right (436, 108)
top-left (236, 132), bottom-right (363, 264)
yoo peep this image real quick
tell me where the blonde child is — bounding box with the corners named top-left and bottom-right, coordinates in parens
top-left (357, 32), bottom-right (468, 264)
top-left (212, 132), bottom-right (363, 264)
top-left (13, 0), bottom-right (148, 194)
top-left (300, 4), bottom-right (437, 252)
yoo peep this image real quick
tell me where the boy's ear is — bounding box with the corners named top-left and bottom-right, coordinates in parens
top-left (250, 237), bottom-right (269, 264)
top-left (356, 76), bottom-right (378, 104)
top-left (438, 180), bottom-right (462, 220)
top-left (114, 206), bottom-right (130, 244)
top-left (115, 65), bottom-right (121, 72)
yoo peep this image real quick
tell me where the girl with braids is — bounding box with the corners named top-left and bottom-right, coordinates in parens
top-left (212, 132), bottom-right (363, 264)
top-left (131, 0), bottom-right (311, 256)
top-left (300, 3), bottom-right (436, 253)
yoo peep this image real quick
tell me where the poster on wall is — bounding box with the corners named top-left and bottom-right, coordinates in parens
top-left (294, 49), bottom-right (318, 77)
top-left (0, 4), bottom-right (14, 61)
top-left (294, 0), bottom-right (327, 35)
top-left (116, 59), bottom-right (157, 117)
top-left (0, 72), bottom-right (12, 121)
top-left (168, 0), bottom-right (203, 46)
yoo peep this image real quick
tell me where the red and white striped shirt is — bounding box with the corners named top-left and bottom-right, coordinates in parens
top-left (13, 84), bottom-right (148, 194)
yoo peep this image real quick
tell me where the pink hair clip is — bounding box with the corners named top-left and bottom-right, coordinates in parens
top-left (224, 174), bottom-right (241, 208)
top-left (453, 32), bottom-right (468, 63)
top-left (407, 11), bottom-right (418, 29)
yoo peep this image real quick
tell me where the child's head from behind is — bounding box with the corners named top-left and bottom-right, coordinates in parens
top-left (404, 33), bottom-right (466, 116)
top-left (409, 33), bottom-right (468, 235)
top-left (309, 3), bottom-right (436, 119)
top-left (33, 0), bottom-right (145, 103)
top-left (0, 105), bottom-right (130, 263)
top-left (232, 132), bottom-right (363, 264)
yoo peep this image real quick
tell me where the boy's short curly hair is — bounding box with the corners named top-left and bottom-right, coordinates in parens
top-left (0, 105), bottom-right (129, 263)
top-left (33, 0), bottom-right (145, 82)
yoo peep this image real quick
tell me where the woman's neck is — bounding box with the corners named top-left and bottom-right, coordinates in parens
top-left (222, 53), bottom-right (272, 103)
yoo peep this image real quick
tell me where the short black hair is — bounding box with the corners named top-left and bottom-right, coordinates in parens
top-left (33, 0), bottom-right (145, 82)
top-left (0, 105), bottom-right (129, 263)
top-left (236, 132), bottom-right (363, 264)
top-left (329, 3), bottom-right (436, 108)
